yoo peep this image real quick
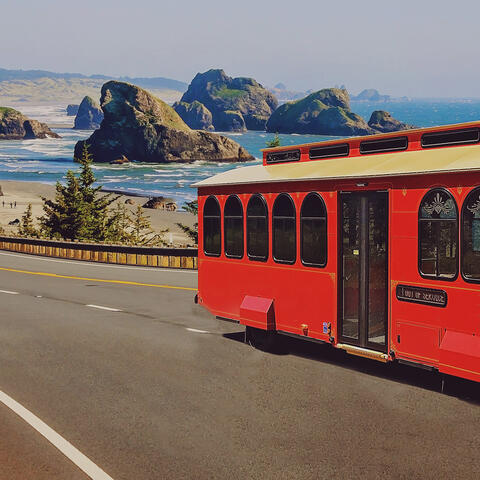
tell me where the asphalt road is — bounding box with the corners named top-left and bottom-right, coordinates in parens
top-left (0, 250), bottom-right (479, 479)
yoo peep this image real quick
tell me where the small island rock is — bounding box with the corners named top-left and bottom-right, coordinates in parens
top-left (178, 69), bottom-right (278, 131)
top-left (172, 100), bottom-right (214, 130)
top-left (74, 81), bottom-right (253, 163)
top-left (66, 104), bottom-right (79, 116)
top-left (74, 96), bottom-right (104, 130)
top-left (266, 89), bottom-right (374, 136)
top-left (0, 107), bottom-right (60, 140)
top-left (368, 110), bottom-right (415, 133)
top-left (109, 155), bottom-right (129, 165)
top-left (352, 89), bottom-right (390, 102)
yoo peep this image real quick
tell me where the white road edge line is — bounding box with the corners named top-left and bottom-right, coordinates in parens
top-left (0, 289), bottom-right (19, 295)
top-left (86, 304), bottom-right (122, 312)
top-left (186, 327), bottom-right (209, 334)
top-left (0, 251), bottom-right (196, 274)
top-left (0, 390), bottom-right (114, 480)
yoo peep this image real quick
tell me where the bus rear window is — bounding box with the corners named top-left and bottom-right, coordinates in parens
top-left (360, 136), bottom-right (408, 154)
top-left (309, 143), bottom-right (349, 160)
top-left (266, 150), bottom-right (300, 164)
top-left (421, 128), bottom-right (480, 148)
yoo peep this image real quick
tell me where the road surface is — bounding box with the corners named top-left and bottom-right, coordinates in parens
top-left (0, 250), bottom-right (479, 479)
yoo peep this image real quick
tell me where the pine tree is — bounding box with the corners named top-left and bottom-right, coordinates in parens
top-left (40, 144), bottom-right (118, 241)
top-left (176, 200), bottom-right (198, 244)
top-left (18, 203), bottom-right (38, 237)
top-left (105, 203), bottom-right (133, 244)
top-left (129, 206), bottom-right (168, 246)
top-left (266, 133), bottom-right (281, 148)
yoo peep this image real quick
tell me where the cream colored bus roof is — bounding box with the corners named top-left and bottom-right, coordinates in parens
top-left (193, 144), bottom-right (480, 188)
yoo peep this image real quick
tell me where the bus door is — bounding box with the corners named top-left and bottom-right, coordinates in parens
top-left (339, 191), bottom-right (388, 352)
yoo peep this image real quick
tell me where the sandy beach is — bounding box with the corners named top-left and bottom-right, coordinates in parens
top-left (0, 180), bottom-right (197, 246)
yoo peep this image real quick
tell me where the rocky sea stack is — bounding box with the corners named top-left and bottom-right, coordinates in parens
top-left (266, 89), bottom-right (374, 136)
top-left (66, 104), bottom-right (79, 116)
top-left (368, 110), bottom-right (415, 133)
top-left (74, 96), bottom-right (104, 129)
top-left (174, 69), bottom-right (278, 132)
top-left (74, 81), bottom-right (253, 163)
top-left (0, 107), bottom-right (60, 140)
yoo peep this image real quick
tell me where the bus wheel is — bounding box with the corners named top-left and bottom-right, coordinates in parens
top-left (245, 326), bottom-right (279, 352)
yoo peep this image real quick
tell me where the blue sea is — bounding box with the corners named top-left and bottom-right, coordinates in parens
top-left (1, 100), bottom-right (480, 206)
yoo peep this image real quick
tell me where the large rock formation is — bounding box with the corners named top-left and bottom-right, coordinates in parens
top-left (266, 89), bottom-right (375, 136)
top-left (74, 96), bottom-right (104, 129)
top-left (74, 81), bottom-right (253, 163)
top-left (175, 69), bottom-right (278, 132)
top-left (0, 107), bottom-right (60, 140)
top-left (172, 100), bottom-right (213, 131)
top-left (368, 110), bottom-right (415, 133)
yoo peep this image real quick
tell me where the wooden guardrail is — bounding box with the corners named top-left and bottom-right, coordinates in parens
top-left (0, 236), bottom-right (198, 269)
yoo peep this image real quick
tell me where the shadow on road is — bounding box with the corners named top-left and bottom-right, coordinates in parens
top-left (222, 330), bottom-right (480, 404)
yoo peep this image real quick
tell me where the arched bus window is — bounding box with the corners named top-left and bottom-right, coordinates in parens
top-left (301, 193), bottom-right (327, 267)
top-left (273, 193), bottom-right (296, 264)
top-left (419, 188), bottom-right (458, 279)
top-left (247, 194), bottom-right (268, 261)
top-left (224, 195), bottom-right (243, 258)
top-left (462, 187), bottom-right (480, 282)
top-left (203, 196), bottom-right (221, 256)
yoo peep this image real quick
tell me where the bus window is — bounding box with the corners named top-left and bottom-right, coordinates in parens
top-left (462, 186), bottom-right (480, 282)
top-left (301, 193), bottom-right (327, 267)
top-left (273, 194), bottom-right (296, 264)
top-left (247, 194), bottom-right (268, 261)
top-left (224, 195), bottom-right (244, 258)
top-left (419, 188), bottom-right (458, 279)
top-left (203, 196), bottom-right (221, 256)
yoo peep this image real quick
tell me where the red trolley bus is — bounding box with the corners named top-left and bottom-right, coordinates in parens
top-left (194, 121), bottom-right (480, 383)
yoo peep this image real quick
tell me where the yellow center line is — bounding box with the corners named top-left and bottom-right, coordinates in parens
top-left (0, 267), bottom-right (197, 292)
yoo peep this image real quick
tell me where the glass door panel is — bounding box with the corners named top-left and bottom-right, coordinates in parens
top-left (367, 196), bottom-right (387, 346)
top-left (340, 192), bottom-right (388, 352)
top-left (341, 197), bottom-right (360, 340)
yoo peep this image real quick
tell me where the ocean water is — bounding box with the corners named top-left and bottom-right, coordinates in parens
top-left (1, 101), bottom-right (480, 206)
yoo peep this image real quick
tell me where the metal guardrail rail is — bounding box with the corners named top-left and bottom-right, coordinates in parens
top-left (0, 236), bottom-right (198, 269)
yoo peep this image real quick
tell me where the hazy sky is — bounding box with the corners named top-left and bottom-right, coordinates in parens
top-left (1, 0), bottom-right (480, 97)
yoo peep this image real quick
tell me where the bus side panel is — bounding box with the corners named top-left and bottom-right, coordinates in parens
top-left (198, 259), bottom-right (336, 341)
top-left (390, 188), bottom-right (442, 365)
top-left (198, 188), bottom-right (338, 343)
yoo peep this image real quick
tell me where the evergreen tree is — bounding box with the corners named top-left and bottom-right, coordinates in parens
top-left (18, 203), bottom-right (38, 237)
top-left (129, 206), bottom-right (168, 246)
top-left (176, 200), bottom-right (198, 244)
top-left (105, 203), bottom-right (133, 244)
top-left (266, 133), bottom-right (281, 148)
top-left (40, 144), bottom-right (118, 241)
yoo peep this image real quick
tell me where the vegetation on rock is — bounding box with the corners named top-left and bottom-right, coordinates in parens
top-left (266, 88), bottom-right (374, 135)
top-left (74, 81), bottom-right (253, 163)
top-left (178, 69), bottom-right (278, 132)
top-left (0, 107), bottom-right (60, 140)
